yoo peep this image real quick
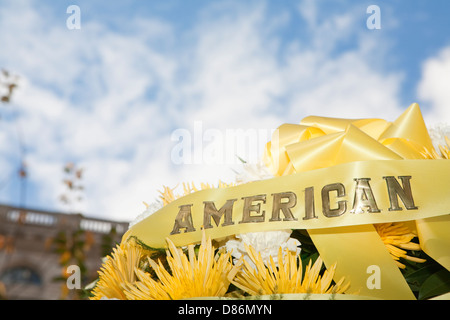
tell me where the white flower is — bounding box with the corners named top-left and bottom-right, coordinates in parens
top-left (235, 159), bottom-right (274, 184)
top-left (429, 123), bottom-right (450, 156)
top-left (128, 201), bottom-right (163, 229)
top-left (224, 230), bottom-right (301, 268)
top-left (225, 162), bottom-right (303, 269)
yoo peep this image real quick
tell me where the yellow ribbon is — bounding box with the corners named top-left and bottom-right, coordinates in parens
top-left (124, 103), bottom-right (449, 299)
top-left (263, 102), bottom-right (434, 176)
top-left (125, 159), bottom-right (449, 245)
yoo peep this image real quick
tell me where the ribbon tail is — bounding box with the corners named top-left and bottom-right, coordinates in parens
top-left (308, 225), bottom-right (416, 300)
top-left (416, 215), bottom-right (450, 271)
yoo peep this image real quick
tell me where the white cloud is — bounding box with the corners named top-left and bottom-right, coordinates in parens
top-left (417, 46), bottom-right (450, 126)
top-left (282, 49), bottom-right (403, 120)
top-left (180, 2), bottom-right (284, 126)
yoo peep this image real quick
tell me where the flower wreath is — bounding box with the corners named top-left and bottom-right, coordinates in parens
top-left (89, 103), bottom-right (450, 300)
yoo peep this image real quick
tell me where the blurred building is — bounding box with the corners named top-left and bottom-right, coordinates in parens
top-left (0, 204), bottom-right (128, 300)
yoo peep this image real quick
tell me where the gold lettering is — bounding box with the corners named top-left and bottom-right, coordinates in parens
top-left (303, 187), bottom-right (317, 220)
top-left (167, 174), bottom-right (419, 235)
top-left (383, 176), bottom-right (418, 211)
top-left (170, 204), bottom-right (196, 235)
top-left (270, 192), bottom-right (298, 222)
top-left (322, 183), bottom-right (347, 217)
top-left (351, 178), bottom-right (381, 213)
top-left (239, 194), bottom-right (266, 223)
top-left (203, 199), bottom-right (237, 229)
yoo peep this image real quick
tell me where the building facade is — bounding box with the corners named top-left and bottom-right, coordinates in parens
top-left (0, 204), bottom-right (128, 300)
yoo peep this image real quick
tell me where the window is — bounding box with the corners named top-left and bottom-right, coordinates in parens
top-left (0, 266), bottom-right (42, 286)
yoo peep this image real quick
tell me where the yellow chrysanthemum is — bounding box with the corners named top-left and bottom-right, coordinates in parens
top-left (232, 244), bottom-right (350, 296)
top-left (438, 136), bottom-right (450, 159)
top-left (90, 239), bottom-right (145, 300)
top-left (420, 136), bottom-right (450, 159)
top-left (123, 232), bottom-right (241, 300)
top-left (416, 136), bottom-right (450, 160)
top-left (375, 222), bottom-right (426, 269)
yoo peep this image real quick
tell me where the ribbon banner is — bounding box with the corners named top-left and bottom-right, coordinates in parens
top-left (123, 103), bottom-right (450, 299)
top-left (124, 159), bottom-right (449, 249)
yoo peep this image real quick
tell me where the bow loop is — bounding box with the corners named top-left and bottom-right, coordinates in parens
top-left (264, 103), bottom-right (435, 176)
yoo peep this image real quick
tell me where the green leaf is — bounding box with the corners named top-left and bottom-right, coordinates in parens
top-left (52, 276), bottom-right (67, 282)
top-left (300, 252), bottom-right (319, 270)
top-left (404, 264), bottom-right (441, 292)
top-left (291, 229), bottom-right (314, 246)
top-left (418, 269), bottom-right (450, 300)
top-left (236, 156), bottom-right (247, 164)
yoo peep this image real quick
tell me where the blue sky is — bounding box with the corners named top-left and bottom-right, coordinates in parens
top-left (0, 0), bottom-right (449, 222)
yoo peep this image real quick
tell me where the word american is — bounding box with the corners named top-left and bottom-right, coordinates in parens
top-left (170, 175), bottom-right (417, 235)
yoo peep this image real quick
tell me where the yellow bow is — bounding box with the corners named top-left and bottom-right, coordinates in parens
top-left (263, 103), bottom-right (434, 176)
